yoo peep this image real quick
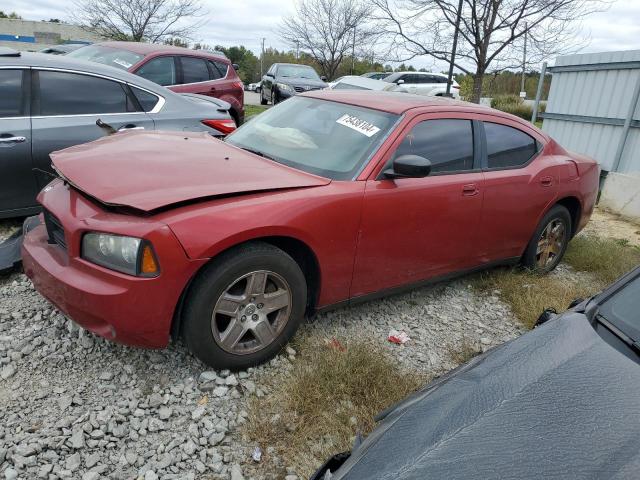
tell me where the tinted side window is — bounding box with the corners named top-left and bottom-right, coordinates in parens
top-left (485, 122), bottom-right (538, 169)
top-left (181, 57), bottom-right (209, 84)
top-left (131, 86), bottom-right (159, 112)
top-left (137, 57), bottom-right (176, 86)
top-left (212, 61), bottom-right (228, 78)
top-left (0, 69), bottom-right (23, 117)
top-left (395, 119), bottom-right (474, 173)
top-left (39, 71), bottom-right (131, 115)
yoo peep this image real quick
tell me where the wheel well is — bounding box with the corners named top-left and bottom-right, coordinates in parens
top-left (556, 196), bottom-right (582, 237)
top-left (170, 236), bottom-right (321, 340)
top-left (229, 108), bottom-right (240, 126)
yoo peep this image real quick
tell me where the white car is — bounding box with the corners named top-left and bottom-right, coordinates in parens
top-left (383, 71), bottom-right (460, 98)
top-left (327, 75), bottom-right (407, 92)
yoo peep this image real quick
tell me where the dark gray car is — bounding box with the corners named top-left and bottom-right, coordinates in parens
top-left (0, 48), bottom-right (234, 219)
top-left (314, 266), bottom-right (640, 479)
top-left (260, 63), bottom-right (327, 105)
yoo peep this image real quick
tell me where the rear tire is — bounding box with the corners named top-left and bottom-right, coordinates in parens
top-left (182, 242), bottom-right (307, 370)
top-left (522, 205), bottom-right (571, 273)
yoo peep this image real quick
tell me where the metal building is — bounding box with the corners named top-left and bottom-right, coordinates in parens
top-left (541, 49), bottom-right (640, 173)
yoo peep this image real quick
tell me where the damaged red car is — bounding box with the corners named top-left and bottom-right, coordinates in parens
top-left (22, 91), bottom-right (599, 369)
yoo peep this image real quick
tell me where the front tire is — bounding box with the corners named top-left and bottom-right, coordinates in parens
top-left (522, 205), bottom-right (571, 273)
top-left (182, 242), bottom-right (307, 370)
top-left (271, 88), bottom-right (279, 105)
top-left (260, 88), bottom-right (268, 105)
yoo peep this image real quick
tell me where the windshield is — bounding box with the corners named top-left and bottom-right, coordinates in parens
top-left (225, 97), bottom-right (399, 180)
top-left (599, 272), bottom-right (640, 342)
top-left (67, 45), bottom-right (143, 70)
top-left (277, 65), bottom-right (320, 80)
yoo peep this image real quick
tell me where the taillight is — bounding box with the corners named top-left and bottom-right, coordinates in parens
top-left (232, 81), bottom-right (243, 90)
top-left (202, 119), bottom-right (237, 135)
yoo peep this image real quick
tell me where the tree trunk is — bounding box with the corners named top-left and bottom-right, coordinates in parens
top-left (470, 73), bottom-right (483, 104)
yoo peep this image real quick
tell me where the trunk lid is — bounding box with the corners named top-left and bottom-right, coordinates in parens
top-left (50, 130), bottom-right (330, 212)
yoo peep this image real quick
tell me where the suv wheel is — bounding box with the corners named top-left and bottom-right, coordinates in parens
top-left (182, 242), bottom-right (307, 370)
top-left (260, 88), bottom-right (268, 105)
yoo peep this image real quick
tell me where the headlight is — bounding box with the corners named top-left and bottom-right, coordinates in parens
top-left (82, 233), bottom-right (159, 277)
top-left (276, 82), bottom-right (294, 92)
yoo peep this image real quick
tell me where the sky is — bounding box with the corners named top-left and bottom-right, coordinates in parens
top-left (5, 0), bottom-right (640, 70)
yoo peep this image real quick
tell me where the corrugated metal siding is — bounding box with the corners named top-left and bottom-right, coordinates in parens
top-left (542, 50), bottom-right (640, 173)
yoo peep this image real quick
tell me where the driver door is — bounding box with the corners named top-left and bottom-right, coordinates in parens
top-left (351, 115), bottom-right (485, 297)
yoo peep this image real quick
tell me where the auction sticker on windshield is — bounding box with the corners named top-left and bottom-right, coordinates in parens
top-left (336, 114), bottom-right (381, 137)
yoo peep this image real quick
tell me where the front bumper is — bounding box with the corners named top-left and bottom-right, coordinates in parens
top-left (21, 181), bottom-right (205, 348)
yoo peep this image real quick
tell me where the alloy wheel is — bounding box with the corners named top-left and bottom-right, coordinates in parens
top-left (536, 219), bottom-right (566, 268)
top-left (211, 270), bottom-right (292, 355)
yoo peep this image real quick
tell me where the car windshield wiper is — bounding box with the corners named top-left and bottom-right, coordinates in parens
top-left (238, 147), bottom-right (278, 162)
top-left (595, 313), bottom-right (640, 354)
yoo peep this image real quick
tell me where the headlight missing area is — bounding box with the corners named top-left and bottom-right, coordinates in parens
top-left (82, 233), bottom-right (159, 277)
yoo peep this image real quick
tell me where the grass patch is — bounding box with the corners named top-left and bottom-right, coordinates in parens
top-left (473, 234), bottom-right (640, 329)
top-left (245, 336), bottom-right (425, 477)
top-left (564, 235), bottom-right (640, 284)
top-left (244, 104), bottom-right (269, 119)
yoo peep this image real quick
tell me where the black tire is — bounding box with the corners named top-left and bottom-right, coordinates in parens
top-left (260, 88), bottom-right (268, 105)
top-left (271, 88), bottom-right (279, 105)
top-left (522, 205), bottom-right (572, 273)
top-left (182, 242), bottom-right (307, 370)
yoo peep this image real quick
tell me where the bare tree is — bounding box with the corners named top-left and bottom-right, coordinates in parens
top-left (71, 0), bottom-right (206, 43)
top-left (374, 0), bottom-right (608, 102)
top-left (279, 0), bottom-right (377, 80)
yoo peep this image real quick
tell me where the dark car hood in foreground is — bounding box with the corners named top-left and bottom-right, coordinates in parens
top-left (50, 131), bottom-right (330, 212)
top-left (329, 313), bottom-right (640, 479)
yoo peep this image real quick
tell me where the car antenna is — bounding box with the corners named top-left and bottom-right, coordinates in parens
top-left (96, 118), bottom-right (117, 135)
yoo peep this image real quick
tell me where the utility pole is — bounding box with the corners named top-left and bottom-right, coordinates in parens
top-left (295, 40), bottom-right (300, 60)
top-left (351, 25), bottom-right (356, 75)
top-left (260, 37), bottom-right (266, 77)
top-left (445, 0), bottom-right (463, 97)
top-left (521, 23), bottom-right (528, 97)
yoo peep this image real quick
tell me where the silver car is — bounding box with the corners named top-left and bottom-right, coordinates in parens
top-left (0, 47), bottom-right (235, 219)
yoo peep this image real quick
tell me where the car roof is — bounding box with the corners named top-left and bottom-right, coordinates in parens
top-left (302, 89), bottom-right (492, 115)
top-left (0, 51), bottom-right (174, 94)
top-left (92, 41), bottom-right (229, 62)
top-left (273, 63), bottom-right (314, 67)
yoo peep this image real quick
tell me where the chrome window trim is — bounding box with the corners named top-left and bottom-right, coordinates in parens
top-left (34, 67), bottom-right (165, 115)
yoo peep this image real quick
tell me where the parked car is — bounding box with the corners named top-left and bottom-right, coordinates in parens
top-left (245, 82), bottom-right (260, 92)
top-left (67, 42), bottom-right (245, 125)
top-left (327, 75), bottom-right (407, 92)
top-left (0, 48), bottom-right (236, 219)
top-left (361, 71), bottom-right (391, 80)
top-left (21, 90), bottom-right (599, 370)
top-left (384, 71), bottom-right (461, 98)
top-left (313, 266), bottom-right (640, 479)
top-left (39, 43), bottom-right (87, 55)
top-left (260, 63), bottom-right (327, 105)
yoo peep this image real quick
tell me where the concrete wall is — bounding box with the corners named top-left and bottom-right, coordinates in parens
top-left (0, 18), bottom-right (101, 52)
top-left (600, 172), bottom-right (640, 222)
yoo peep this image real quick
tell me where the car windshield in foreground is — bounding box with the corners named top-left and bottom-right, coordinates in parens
top-left (225, 96), bottom-right (399, 180)
top-left (278, 65), bottom-right (320, 80)
top-left (67, 45), bottom-right (143, 70)
top-left (599, 272), bottom-right (640, 343)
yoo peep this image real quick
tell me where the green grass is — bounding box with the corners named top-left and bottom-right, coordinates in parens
top-left (245, 336), bottom-right (425, 477)
top-left (244, 104), bottom-right (269, 119)
top-left (473, 235), bottom-right (640, 329)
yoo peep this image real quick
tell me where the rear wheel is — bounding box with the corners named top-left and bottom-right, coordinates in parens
top-left (522, 205), bottom-right (571, 273)
top-left (182, 242), bottom-right (307, 370)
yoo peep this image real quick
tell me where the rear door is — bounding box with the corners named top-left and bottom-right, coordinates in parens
top-left (351, 115), bottom-right (485, 297)
top-left (0, 68), bottom-right (37, 214)
top-left (31, 69), bottom-right (155, 190)
top-left (478, 119), bottom-right (559, 261)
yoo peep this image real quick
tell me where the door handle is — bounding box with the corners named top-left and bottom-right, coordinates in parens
top-left (0, 136), bottom-right (26, 143)
top-left (540, 176), bottom-right (553, 187)
top-left (462, 184), bottom-right (479, 196)
top-left (118, 125), bottom-right (144, 131)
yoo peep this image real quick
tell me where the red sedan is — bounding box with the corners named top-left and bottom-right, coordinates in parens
top-left (22, 91), bottom-right (599, 370)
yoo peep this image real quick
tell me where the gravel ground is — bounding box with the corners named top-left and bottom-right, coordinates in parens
top-left (0, 217), bottom-right (531, 480)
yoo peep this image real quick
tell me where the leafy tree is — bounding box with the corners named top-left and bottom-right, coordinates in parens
top-left (0, 11), bottom-right (22, 19)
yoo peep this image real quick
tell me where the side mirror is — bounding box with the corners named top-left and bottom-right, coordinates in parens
top-left (321, 75), bottom-right (327, 82)
top-left (396, 79), bottom-right (405, 84)
top-left (266, 72), bottom-right (274, 78)
top-left (384, 155), bottom-right (431, 179)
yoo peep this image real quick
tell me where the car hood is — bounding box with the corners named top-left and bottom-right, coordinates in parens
top-left (326, 313), bottom-right (640, 479)
top-left (276, 77), bottom-right (327, 89)
top-left (50, 131), bottom-right (330, 212)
